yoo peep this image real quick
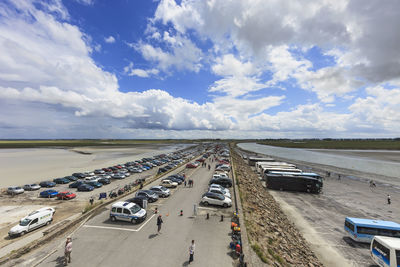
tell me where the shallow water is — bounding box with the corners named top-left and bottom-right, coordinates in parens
top-left (238, 143), bottom-right (400, 179)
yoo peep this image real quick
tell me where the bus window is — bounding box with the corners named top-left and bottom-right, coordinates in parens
top-left (358, 227), bottom-right (379, 235)
top-left (396, 250), bottom-right (400, 265)
top-left (345, 220), bottom-right (354, 232)
top-left (372, 239), bottom-right (390, 263)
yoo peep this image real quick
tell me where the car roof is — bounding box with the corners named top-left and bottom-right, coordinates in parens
top-left (151, 186), bottom-right (162, 189)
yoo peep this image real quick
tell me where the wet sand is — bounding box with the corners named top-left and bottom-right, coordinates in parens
top-left (0, 144), bottom-right (186, 188)
top-left (238, 146), bottom-right (400, 266)
top-left (308, 149), bottom-right (400, 164)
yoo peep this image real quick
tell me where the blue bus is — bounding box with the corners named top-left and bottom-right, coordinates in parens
top-left (268, 171), bottom-right (322, 180)
top-left (344, 217), bottom-right (400, 243)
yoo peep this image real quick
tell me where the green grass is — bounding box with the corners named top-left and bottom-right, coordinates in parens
top-left (82, 200), bottom-right (103, 214)
top-left (257, 139), bottom-right (400, 150)
top-left (252, 243), bottom-right (269, 263)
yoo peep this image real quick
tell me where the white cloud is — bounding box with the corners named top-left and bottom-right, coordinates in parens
top-left (104, 35), bottom-right (115, 43)
top-left (123, 62), bottom-right (159, 78)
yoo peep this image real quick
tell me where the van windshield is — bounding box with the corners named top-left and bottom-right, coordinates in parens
top-left (130, 205), bottom-right (141, 214)
top-left (20, 219), bottom-right (31, 226)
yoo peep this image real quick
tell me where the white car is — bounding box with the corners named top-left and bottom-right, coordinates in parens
top-left (216, 165), bottom-right (230, 172)
top-left (208, 188), bottom-right (231, 199)
top-left (110, 202), bottom-right (146, 224)
top-left (23, 184), bottom-right (41, 191)
top-left (209, 184), bottom-right (229, 193)
top-left (201, 192), bottom-right (232, 208)
top-left (160, 179), bottom-right (178, 188)
top-left (9, 207), bottom-right (54, 237)
top-left (7, 186), bottom-right (24, 195)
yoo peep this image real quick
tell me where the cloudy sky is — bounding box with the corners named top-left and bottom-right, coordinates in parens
top-left (1, 0), bottom-right (400, 139)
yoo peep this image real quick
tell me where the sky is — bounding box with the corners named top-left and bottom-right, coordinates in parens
top-left (1, 0), bottom-right (400, 139)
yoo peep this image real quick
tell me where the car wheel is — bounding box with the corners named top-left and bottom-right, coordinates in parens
top-left (46, 220), bottom-right (51, 226)
top-left (20, 231), bottom-right (26, 236)
top-left (131, 218), bottom-right (137, 224)
top-left (110, 216), bottom-right (116, 222)
top-left (203, 201), bottom-right (209, 206)
top-left (223, 203), bottom-right (228, 208)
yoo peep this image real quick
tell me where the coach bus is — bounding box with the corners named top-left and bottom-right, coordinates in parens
top-left (370, 236), bottom-right (400, 267)
top-left (344, 217), bottom-right (400, 243)
top-left (255, 162), bottom-right (296, 174)
top-left (264, 172), bottom-right (322, 193)
top-left (269, 171), bottom-right (322, 180)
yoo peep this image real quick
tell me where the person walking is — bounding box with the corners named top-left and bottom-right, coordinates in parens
top-left (157, 215), bottom-right (163, 234)
top-left (64, 237), bottom-right (72, 266)
top-left (387, 194), bottom-right (391, 205)
top-left (188, 240), bottom-right (195, 264)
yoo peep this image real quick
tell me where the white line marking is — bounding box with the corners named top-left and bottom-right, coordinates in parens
top-left (83, 214), bottom-right (156, 233)
top-left (197, 207), bottom-right (218, 211)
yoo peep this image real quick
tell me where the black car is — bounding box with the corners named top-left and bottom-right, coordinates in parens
top-left (72, 173), bottom-right (85, 179)
top-left (98, 178), bottom-right (110, 185)
top-left (69, 181), bottom-right (84, 188)
top-left (39, 181), bottom-right (56, 188)
top-left (168, 174), bottom-right (185, 182)
top-left (209, 178), bottom-right (232, 188)
top-left (53, 178), bottom-right (70, 184)
top-left (136, 190), bottom-right (158, 202)
top-left (167, 177), bottom-right (182, 185)
top-left (157, 168), bottom-right (168, 174)
top-left (126, 196), bottom-right (148, 208)
top-left (164, 165), bottom-right (172, 170)
top-left (77, 184), bottom-right (94, 192)
top-left (64, 176), bottom-right (78, 181)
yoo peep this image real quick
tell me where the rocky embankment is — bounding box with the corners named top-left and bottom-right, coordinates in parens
top-left (231, 148), bottom-right (323, 266)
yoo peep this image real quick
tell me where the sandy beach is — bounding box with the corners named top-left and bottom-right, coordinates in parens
top-left (0, 144), bottom-right (188, 188)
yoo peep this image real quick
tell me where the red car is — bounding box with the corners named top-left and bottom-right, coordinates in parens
top-left (102, 168), bottom-right (112, 172)
top-left (57, 191), bottom-right (76, 200)
top-left (186, 163), bottom-right (198, 168)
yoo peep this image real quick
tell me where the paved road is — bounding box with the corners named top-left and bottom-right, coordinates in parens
top-left (37, 159), bottom-right (235, 267)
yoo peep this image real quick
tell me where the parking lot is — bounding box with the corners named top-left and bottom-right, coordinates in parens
top-left (35, 156), bottom-right (236, 267)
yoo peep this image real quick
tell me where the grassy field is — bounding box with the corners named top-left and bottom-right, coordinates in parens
top-left (0, 139), bottom-right (186, 149)
top-left (256, 139), bottom-right (400, 150)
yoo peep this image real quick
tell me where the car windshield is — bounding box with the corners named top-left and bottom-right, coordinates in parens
top-left (20, 218), bottom-right (31, 226)
top-left (130, 205), bottom-right (141, 214)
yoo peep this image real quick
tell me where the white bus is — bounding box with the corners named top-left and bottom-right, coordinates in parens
top-left (255, 162), bottom-right (296, 174)
top-left (370, 236), bottom-right (400, 267)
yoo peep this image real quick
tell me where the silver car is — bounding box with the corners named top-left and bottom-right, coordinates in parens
top-left (23, 184), bottom-right (41, 191)
top-left (149, 186), bottom-right (170, 197)
top-left (7, 186), bottom-right (24, 195)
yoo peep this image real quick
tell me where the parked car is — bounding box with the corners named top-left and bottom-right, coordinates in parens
top-left (64, 176), bottom-right (78, 182)
top-left (186, 163), bottom-right (198, 168)
top-left (69, 181), bottom-right (84, 188)
top-left (209, 184), bottom-right (229, 194)
top-left (169, 174), bottom-right (185, 182)
top-left (166, 177), bottom-right (183, 185)
top-left (98, 178), bottom-right (111, 185)
top-left (40, 189), bottom-right (58, 198)
top-left (209, 177), bottom-right (232, 188)
top-left (208, 188), bottom-right (231, 199)
top-left (201, 192), bottom-right (232, 208)
top-left (160, 179), bottom-right (178, 188)
top-left (8, 207), bottom-right (54, 237)
top-left (102, 168), bottom-right (112, 172)
top-left (135, 190), bottom-right (158, 202)
top-left (129, 167), bottom-right (142, 173)
top-left (110, 202), bottom-right (146, 224)
top-left (99, 174), bottom-right (111, 179)
top-left (216, 164), bottom-right (231, 172)
top-left (126, 196), bottom-right (148, 209)
top-left (77, 184), bottom-right (94, 192)
top-left (53, 177), bottom-right (70, 184)
top-left (149, 186), bottom-right (170, 198)
top-left (23, 184), bottom-right (41, 191)
top-left (85, 181), bottom-right (103, 188)
top-left (72, 173), bottom-right (85, 179)
top-left (111, 173), bottom-right (126, 179)
top-left (94, 169), bottom-right (105, 174)
top-left (57, 191), bottom-right (76, 200)
top-left (7, 186), bottom-right (24, 195)
top-left (157, 167), bottom-right (168, 174)
top-left (39, 181), bottom-right (56, 188)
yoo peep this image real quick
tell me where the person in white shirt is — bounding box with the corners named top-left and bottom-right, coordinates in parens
top-left (64, 237), bottom-right (72, 266)
top-left (189, 240), bottom-right (195, 264)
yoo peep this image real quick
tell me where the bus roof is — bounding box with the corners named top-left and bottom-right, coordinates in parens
top-left (374, 236), bottom-right (400, 249)
top-left (269, 171), bottom-right (320, 177)
top-left (346, 217), bottom-right (400, 230)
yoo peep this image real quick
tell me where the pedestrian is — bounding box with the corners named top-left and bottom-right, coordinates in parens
top-left (157, 215), bottom-right (163, 234)
top-left (387, 194), bottom-right (391, 205)
top-left (64, 237), bottom-right (72, 266)
top-left (338, 174), bottom-right (341, 180)
top-left (188, 240), bottom-right (195, 264)
top-left (89, 197), bottom-right (94, 205)
top-left (184, 180), bottom-right (187, 187)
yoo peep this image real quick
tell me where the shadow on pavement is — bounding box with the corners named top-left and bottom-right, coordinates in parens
top-left (182, 260), bottom-right (189, 266)
top-left (53, 256), bottom-right (65, 267)
top-left (148, 234), bottom-right (157, 239)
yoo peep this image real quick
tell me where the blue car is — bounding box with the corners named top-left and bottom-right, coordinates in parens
top-left (40, 189), bottom-right (58, 198)
top-left (85, 181), bottom-right (103, 188)
top-left (39, 181), bottom-right (56, 188)
top-left (78, 184), bottom-right (94, 192)
top-left (69, 181), bottom-right (84, 188)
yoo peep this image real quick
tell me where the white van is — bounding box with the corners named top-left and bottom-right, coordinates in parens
top-left (110, 202), bottom-right (147, 224)
top-left (370, 236), bottom-right (400, 267)
top-left (8, 207), bottom-right (55, 237)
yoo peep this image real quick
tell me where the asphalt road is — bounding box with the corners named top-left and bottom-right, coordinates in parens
top-left (37, 158), bottom-right (235, 267)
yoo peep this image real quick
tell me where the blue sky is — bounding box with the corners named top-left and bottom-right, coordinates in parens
top-left (1, 0), bottom-right (400, 139)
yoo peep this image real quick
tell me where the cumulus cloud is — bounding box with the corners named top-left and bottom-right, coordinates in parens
top-left (123, 62), bottom-right (159, 78)
top-left (104, 35), bottom-right (115, 43)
